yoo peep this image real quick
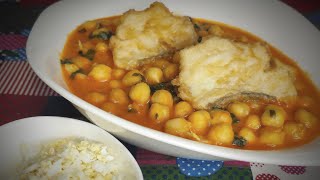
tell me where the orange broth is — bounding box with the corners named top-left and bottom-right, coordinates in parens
top-left (61, 16), bottom-right (320, 150)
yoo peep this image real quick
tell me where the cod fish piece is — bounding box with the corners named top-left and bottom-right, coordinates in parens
top-left (110, 2), bottom-right (198, 70)
top-left (176, 36), bottom-right (297, 109)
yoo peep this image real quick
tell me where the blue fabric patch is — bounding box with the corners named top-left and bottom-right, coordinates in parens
top-left (20, 29), bottom-right (31, 37)
top-left (306, 11), bottom-right (320, 23)
top-left (0, 48), bottom-right (26, 61)
top-left (176, 157), bottom-right (223, 177)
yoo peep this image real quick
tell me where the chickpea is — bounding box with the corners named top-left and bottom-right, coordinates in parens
top-left (78, 40), bottom-right (84, 51)
top-left (208, 25), bottom-right (224, 36)
top-left (64, 64), bottom-right (79, 75)
top-left (238, 127), bottom-right (257, 143)
top-left (164, 118), bottom-right (190, 137)
top-left (112, 68), bottom-right (126, 79)
top-left (128, 102), bottom-right (146, 114)
top-left (109, 88), bottom-right (129, 105)
top-left (80, 20), bottom-right (96, 31)
top-left (151, 90), bottom-right (173, 107)
top-left (163, 63), bottom-right (179, 81)
top-left (261, 105), bottom-right (286, 128)
top-left (210, 109), bottom-right (232, 125)
top-left (207, 123), bottom-right (234, 145)
top-left (74, 73), bottom-right (87, 80)
top-left (245, 115), bottom-right (261, 130)
top-left (122, 70), bottom-right (144, 86)
top-left (85, 92), bottom-right (107, 106)
top-left (283, 122), bottom-right (306, 140)
top-left (95, 42), bottom-right (109, 52)
top-left (72, 56), bottom-right (92, 70)
top-left (81, 41), bottom-right (94, 53)
top-left (149, 103), bottom-right (170, 123)
top-left (294, 109), bottom-right (318, 128)
top-left (227, 102), bottom-right (250, 118)
top-left (109, 80), bottom-right (122, 89)
top-left (88, 64), bottom-right (112, 82)
top-left (259, 128), bottom-right (285, 146)
top-left (144, 67), bottom-right (163, 84)
top-left (101, 102), bottom-right (118, 114)
top-left (174, 101), bottom-right (193, 118)
top-left (188, 110), bottom-right (210, 135)
top-left (129, 82), bottom-right (151, 104)
top-left (248, 102), bottom-right (262, 112)
top-left (153, 59), bottom-right (170, 69)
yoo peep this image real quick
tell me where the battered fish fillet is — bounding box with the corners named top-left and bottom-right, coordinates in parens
top-left (109, 2), bottom-right (198, 70)
top-left (176, 36), bottom-right (297, 109)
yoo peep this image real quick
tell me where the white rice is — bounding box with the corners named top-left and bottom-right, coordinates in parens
top-left (18, 138), bottom-right (132, 180)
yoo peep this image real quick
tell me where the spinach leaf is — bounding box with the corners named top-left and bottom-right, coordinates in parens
top-left (89, 31), bottom-right (113, 40)
top-left (232, 135), bottom-right (247, 148)
top-left (70, 69), bottom-right (83, 79)
top-left (132, 73), bottom-right (146, 82)
top-left (150, 82), bottom-right (177, 95)
top-left (211, 106), bottom-right (226, 111)
top-left (194, 23), bottom-right (200, 30)
top-left (60, 59), bottom-right (72, 64)
top-left (154, 113), bottom-right (159, 120)
top-left (79, 49), bottom-right (95, 61)
top-left (231, 113), bottom-right (240, 124)
top-left (150, 82), bottom-right (180, 103)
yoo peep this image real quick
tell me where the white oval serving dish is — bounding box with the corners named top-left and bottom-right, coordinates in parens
top-left (26, 0), bottom-right (320, 165)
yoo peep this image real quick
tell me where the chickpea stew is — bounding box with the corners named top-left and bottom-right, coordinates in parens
top-left (61, 11), bottom-right (320, 150)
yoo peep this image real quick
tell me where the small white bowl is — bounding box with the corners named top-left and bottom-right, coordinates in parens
top-left (0, 116), bottom-right (143, 179)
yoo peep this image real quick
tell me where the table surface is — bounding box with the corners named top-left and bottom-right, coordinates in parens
top-left (0, 1), bottom-right (319, 179)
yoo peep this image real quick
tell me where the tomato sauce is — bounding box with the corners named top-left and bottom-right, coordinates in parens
top-left (61, 16), bottom-right (320, 150)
